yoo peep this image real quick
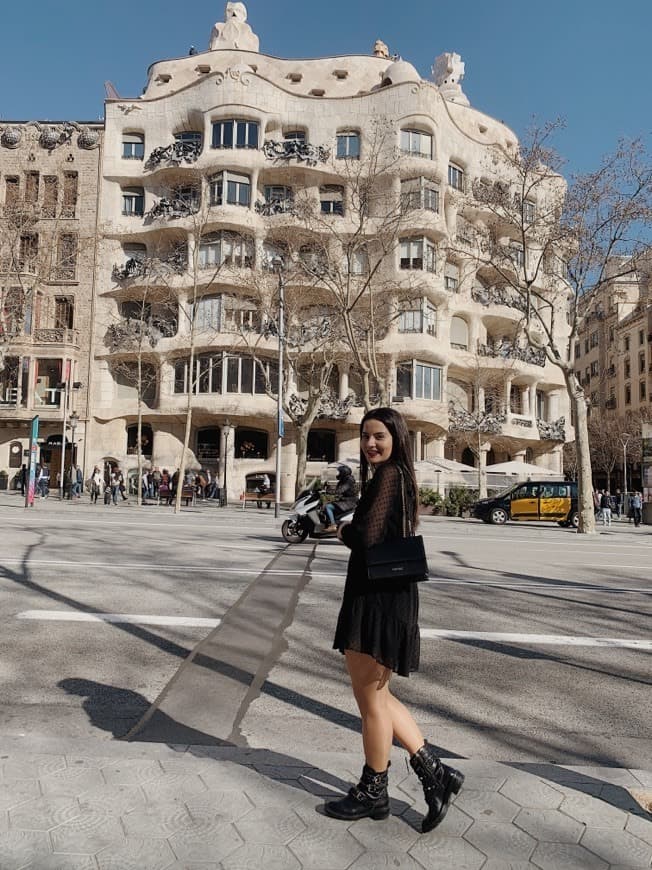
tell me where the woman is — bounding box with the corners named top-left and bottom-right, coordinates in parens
top-left (326, 407), bottom-right (463, 832)
top-left (90, 466), bottom-right (103, 504)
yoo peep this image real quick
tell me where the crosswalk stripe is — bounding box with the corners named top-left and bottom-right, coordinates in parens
top-left (16, 611), bottom-right (220, 628)
top-left (419, 629), bottom-right (652, 650)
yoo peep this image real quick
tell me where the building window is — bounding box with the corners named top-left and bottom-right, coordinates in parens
top-left (336, 131), bottom-right (360, 159)
top-left (122, 187), bottom-right (145, 217)
top-left (639, 353), bottom-right (646, 374)
top-left (624, 359), bottom-right (631, 379)
top-left (450, 315), bottom-right (469, 350)
top-left (307, 429), bottom-right (336, 462)
top-left (590, 360), bottom-right (599, 377)
top-left (223, 297), bottom-right (262, 333)
top-left (398, 300), bottom-right (437, 335)
top-left (609, 326), bottom-right (614, 344)
top-left (175, 130), bottom-right (203, 148)
top-left (625, 385), bottom-right (631, 405)
top-left (445, 263), bottom-right (460, 291)
top-left (211, 119), bottom-right (259, 149)
top-left (523, 200), bottom-right (536, 223)
top-left (54, 297), bottom-right (74, 329)
top-left (284, 130), bottom-right (306, 142)
top-left (19, 234), bottom-right (38, 272)
top-left (401, 177), bottom-right (439, 213)
top-left (589, 331), bottom-right (598, 348)
top-left (122, 132), bottom-right (145, 160)
top-left (25, 172), bottom-right (39, 203)
top-left (263, 185), bottom-right (293, 206)
top-left (536, 390), bottom-right (546, 419)
top-left (262, 241), bottom-right (288, 271)
top-left (127, 423), bottom-right (153, 457)
top-left (320, 185), bottom-right (344, 215)
top-left (236, 428), bottom-right (269, 459)
top-left (400, 237), bottom-right (436, 272)
top-left (574, 342), bottom-right (581, 359)
top-left (194, 295), bottom-right (222, 332)
top-left (209, 171), bottom-right (251, 207)
top-left (511, 245), bottom-right (525, 268)
top-left (624, 335), bottom-right (630, 352)
top-left (62, 172), bottom-right (78, 218)
top-left (400, 129), bottom-right (433, 159)
top-left (396, 361), bottom-right (441, 401)
top-left (55, 234), bottom-right (78, 281)
top-left (344, 248), bottom-right (369, 275)
top-left (42, 176), bottom-right (58, 219)
top-left (448, 163), bottom-right (465, 191)
top-left (639, 329), bottom-right (645, 345)
top-left (640, 381), bottom-right (647, 401)
top-left (4, 176), bottom-right (19, 213)
top-left (198, 232), bottom-right (253, 269)
top-left (34, 358), bottom-right (62, 406)
top-left (0, 357), bottom-right (20, 405)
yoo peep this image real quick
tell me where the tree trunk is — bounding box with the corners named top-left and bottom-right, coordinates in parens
top-left (477, 432), bottom-right (488, 499)
top-left (294, 424), bottom-right (309, 497)
top-left (136, 355), bottom-right (143, 508)
top-left (566, 375), bottom-right (596, 534)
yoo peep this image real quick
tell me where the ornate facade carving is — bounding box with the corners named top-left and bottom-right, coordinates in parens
top-left (146, 195), bottom-right (198, 221)
top-left (214, 65), bottom-right (253, 86)
top-left (448, 402), bottom-right (506, 435)
top-left (263, 139), bottom-right (330, 166)
top-left (478, 340), bottom-right (546, 367)
top-left (255, 198), bottom-right (295, 216)
top-left (373, 40), bottom-right (390, 59)
top-left (472, 283), bottom-right (528, 313)
top-left (287, 391), bottom-right (353, 421)
top-left (209, 2), bottom-right (260, 52)
top-left (432, 52), bottom-right (470, 106)
top-left (145, 139), bottom-right (201, 170)
top-left (77, 128), bottom-right (101, 150)
top-left (0, 127), bottom-right (22, 149)
top-left (537, 416), bottom-right (566, 441)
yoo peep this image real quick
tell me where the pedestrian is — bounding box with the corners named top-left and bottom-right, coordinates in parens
top-left (90, 466), bottom-right (103, 504)
top-left (37, 464), bottom-right (50, 498)
top-left (110, 468), bottom-right (126, 505)
top-left (631, 491), bottom-right (642, 528)
top-left (19, 464), bottom-right (27, 496)
top-left (614, 489), bottom-right (622, 519)
top-left (600, 490), bottom-right (611, 527)
top-left (326, 407), bottom-right (464, 832)
top-left (141, 469), bottom-right (150, 500)
top-left (323, 465), bottom-right (358, 531)
top-left (151, 466), bottom-right (161, 499)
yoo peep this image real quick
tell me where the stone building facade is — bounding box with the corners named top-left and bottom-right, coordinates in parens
top-left (86, 3), bottom-right (570, 499)
top-left (0, 121), bottom-right (102, 487)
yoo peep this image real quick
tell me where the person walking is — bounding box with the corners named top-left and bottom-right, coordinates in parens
top-left (19, 464), bottom-right (27, 496)
top-left (326, 407), bottom-right (464, 832)
top-left (600, 490), bottom-right (612, 527)
top-left (613, 488), bottom-right (623, 520)
top-left (90, 467), bottom-right (103, 504)
top-left (631, 491), bottom-right (643, 528)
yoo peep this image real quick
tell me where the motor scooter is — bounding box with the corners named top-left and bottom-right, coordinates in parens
top-left (281, 485), bottom-right (355, 543)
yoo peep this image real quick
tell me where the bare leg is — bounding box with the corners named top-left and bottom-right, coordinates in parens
top-left (345, 650), bottom-right (393, 771)
top-left (387, 690), bottom-right (425, 755)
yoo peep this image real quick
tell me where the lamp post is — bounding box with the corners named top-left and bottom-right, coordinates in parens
top-left (621, 433), bottom-right (631, 501)
top-left (222, 418), bottom-right (230, 506)
top-left (58, 380), bottom-right (70, 501)
top-left (69, 411), bottom-right (79, 497)
top-left (435, 469), bottom-right (442, 496)
top-left (272, 256), bottom-right (285, 519)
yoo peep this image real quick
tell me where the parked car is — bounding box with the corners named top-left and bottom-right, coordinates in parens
top-left (472, 481), bottom-right (579, 527)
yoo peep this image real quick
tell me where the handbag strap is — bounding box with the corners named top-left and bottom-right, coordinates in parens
top-left (396, 465), bottom-right (413, 538)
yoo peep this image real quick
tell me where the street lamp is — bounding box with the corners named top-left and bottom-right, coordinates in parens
top-left (272, 256), bottom-right (285, 519)
top-left (222, 418), bottom-right (230, 506)
top-left (69, 411), bottom-right (79, 464)
top-left (435, 469), bottom-right (442, 496)
top-left (57, 380), bottom-right (70, 501)
top-left (621, 433), bottom-right (631, 499)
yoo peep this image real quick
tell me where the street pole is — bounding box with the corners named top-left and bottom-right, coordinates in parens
top-left (58, 380), bottom-right (70, 501)
top-left (273, 257), bottom-right (285, 519)
top-left (222, 419), bottom-right (230, 506)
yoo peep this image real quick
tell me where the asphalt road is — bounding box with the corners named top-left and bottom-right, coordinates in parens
top-left (1, 495), bottom-right (650, 767)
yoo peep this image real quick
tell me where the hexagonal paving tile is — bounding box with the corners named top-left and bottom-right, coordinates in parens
top-left (95, 836), bottom-right (176, 870)
top-left (22, 856), bottom-right (97, 870)
top-left (580, 826), bottom-right (652, 867)
top-left (349, 853), bottom-right (426, 870)
top-left (349, 814), bottom-right (419, 852)
top-left (454, 789), bottom-right (521, 823)
top-left (77, 784), bottom-right (148, 818)
top-left (50, 810), bottom-right (125, 855)
top-left (531, 841), bottom-right (608, 869)
top-left (500, 776), bottom-right (564, 809)
top-left (141, 773), bottom-right (207, 803)
top-left (0, 754), bottom-right (66, 780)
top-left (0, 779), bottom-right (40, 812)
top-left (167, 817), bottom-right (243, 863)
top-left (221, 844), bottom-right (302, 870)
top-left (465, 820), bottom-right (537, 860)
top-left (560, 793), bottom-right (628, 829)
top-left (480, 861), bottom-right (534, 870)
top-left (235, 807), bottom-right (305, 845)
top-left (0, 829), bottom-right (52, 870)
top-left (102, 761), bottom-right (165, 788)
top-left (514, 808), bottom-right (584, 844)
top-left (289, 827), bottom-right (364, 869)
top-left (10, 796), bottom-right (81, 831)
top-left (40, 767), bottom-right (105, 798)
top-left (409, 835), bottom-right (487, 869)
top-left (626, 812), bottom-right (652, 846)
top-left (184, 789), bottom-right (253, 824)
top-left (121, 802), bottom-right (192, 838)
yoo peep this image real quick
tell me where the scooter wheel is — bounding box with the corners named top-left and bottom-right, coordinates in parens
top-left (282, 519), bottom-right (309, 543)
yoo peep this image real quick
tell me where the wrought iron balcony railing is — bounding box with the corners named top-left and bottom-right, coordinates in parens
top-left (262, 139), bottom-right (330, 166)
top-left (255, 198), bottom-right (296, 216)
top-left (146, 196), bottom-right (199, 221)
top-left (536, 416), bottom-right (566, 441)
top-left (478, 340), bottom-right (546, 367)
top-left (145, 140), bottom-right (202, 170)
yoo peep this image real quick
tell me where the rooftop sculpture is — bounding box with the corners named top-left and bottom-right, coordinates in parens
top-left (432, 52), bottom-right (470, 106)
top-left (209, 2), bottom-right (259, 52)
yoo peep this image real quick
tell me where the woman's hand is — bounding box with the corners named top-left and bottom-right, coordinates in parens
top-left (337, 521), bottom-right (351, 541)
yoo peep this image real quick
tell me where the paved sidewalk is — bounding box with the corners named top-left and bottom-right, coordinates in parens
top-left (0, 735), bottom-right (651, 869)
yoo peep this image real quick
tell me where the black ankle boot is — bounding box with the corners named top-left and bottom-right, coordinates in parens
top-left (324, 762), bottom-right (390, 821)
top-left (409, 742), bottom-right (464, 832)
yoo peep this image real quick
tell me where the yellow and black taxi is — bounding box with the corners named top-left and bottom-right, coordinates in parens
top-left (472, 480), bottom-right (579, 527)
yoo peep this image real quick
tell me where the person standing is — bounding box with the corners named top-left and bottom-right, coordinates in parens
top-left (631, 491), bottom-right (643, 528)
top-left (326, 407), bottom-right (464, 832)
top-left (90, 467), bottom-right (103, 504)
top-left (614, 489), bottom-right (623, 519)
top-left (600, 490), bottom-right (612, 527)
top-left (19, 464), bottom-right (27, 496)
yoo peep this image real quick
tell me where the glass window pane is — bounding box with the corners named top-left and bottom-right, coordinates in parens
top-left (241, 357), bottom-right (253, 392)
top-left (227, 357), bottom-right (239, 392)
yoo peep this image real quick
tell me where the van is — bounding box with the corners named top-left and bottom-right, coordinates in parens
top-left (472, 481), bottom-right (579, 527)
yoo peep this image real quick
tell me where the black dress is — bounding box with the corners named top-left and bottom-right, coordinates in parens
top-left (333, 461), bottom-right (420, 677)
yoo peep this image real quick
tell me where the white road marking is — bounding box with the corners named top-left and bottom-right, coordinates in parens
top-left (16, 611), bottom-right (220, 628)
top-left (420, 629), bottom-right (652, 650)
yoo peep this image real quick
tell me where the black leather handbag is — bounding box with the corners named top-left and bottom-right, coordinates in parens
top-left (366, 467), bottom-right (429, 583)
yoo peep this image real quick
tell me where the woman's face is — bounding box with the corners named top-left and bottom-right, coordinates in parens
top-left (361, 418), bottom-right (393, 466)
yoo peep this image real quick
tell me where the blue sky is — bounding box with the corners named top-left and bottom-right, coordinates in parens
top-left (1, 0), bottom-right (650, 175)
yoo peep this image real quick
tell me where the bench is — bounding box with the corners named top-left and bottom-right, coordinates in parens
top-left (157, 485), bottom-right (196, 507)
top-left (241, 491), bottom-right (274, 509)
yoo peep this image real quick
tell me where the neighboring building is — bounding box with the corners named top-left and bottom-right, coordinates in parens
top-left (0, 121), bottom-right (102, 487)
top-left (88, 2), bottom-right (570, 499)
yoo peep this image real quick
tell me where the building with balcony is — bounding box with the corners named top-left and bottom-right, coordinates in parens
top-left (88, 3), bottom-right (570, 498)
top-left (0, 121), bottom-right (102, 484)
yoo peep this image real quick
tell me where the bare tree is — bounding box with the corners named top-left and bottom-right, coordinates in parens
top-left (459, 122), bottom-right (652, 532)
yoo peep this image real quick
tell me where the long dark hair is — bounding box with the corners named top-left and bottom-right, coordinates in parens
top-left (359, 407), bottom-right (419, 528)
